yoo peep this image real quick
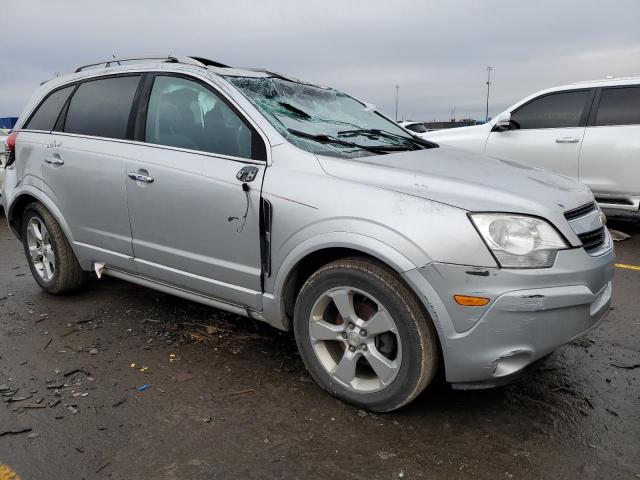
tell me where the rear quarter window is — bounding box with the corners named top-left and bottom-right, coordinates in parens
top-left (64, 76), bottom-right (141, 140)
top-left (24, 85), bottom-right (75, 131)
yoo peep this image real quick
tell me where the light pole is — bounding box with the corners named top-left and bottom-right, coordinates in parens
top-left (395, 85), bottom-right (399, 121)
top-left (485, 66), bottom-right (493, 122)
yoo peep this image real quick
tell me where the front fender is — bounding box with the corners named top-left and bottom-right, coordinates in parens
top-left (261, 230), bottom-right (419, 330)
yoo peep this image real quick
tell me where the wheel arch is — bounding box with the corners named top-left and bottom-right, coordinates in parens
top-left (265, 232), bottom-right (419, 331)
top-left (7, 188), bottom-right (75, 248)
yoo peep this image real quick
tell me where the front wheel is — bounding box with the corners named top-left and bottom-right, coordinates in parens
top-left (21, 202), bottom-right (88, 294)
top-left (293, 257), bottom-right (439, 412)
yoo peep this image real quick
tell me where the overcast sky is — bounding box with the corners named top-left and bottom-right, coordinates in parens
top-left (2, 0), bottom-right (639, 121)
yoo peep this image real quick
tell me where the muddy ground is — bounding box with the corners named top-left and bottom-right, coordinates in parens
top-left (0, 212), bottom-right (638, 479)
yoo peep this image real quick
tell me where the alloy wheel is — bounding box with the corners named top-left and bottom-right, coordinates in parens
top-left (26, 216), bottom-right (55, 282)
top-left (309, 286), bottom-right (402, 393)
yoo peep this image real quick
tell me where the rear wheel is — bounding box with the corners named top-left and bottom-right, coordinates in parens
top-left (293, 257), bottom-right (439, 412)
top-left (21, 202), bottom-right (88, 293)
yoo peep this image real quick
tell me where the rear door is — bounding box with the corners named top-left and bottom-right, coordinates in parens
top-left (485, 89), bottom-right (594, 178)
top-left (579, 85), bottom-right (640, 210)
top-left (42, 75), bottom-right (142, 271)
top-left (124, 73), bottom-right (268, 309)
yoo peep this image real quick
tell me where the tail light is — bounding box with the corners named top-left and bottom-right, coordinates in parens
top-left (5, 131), bottom-right (18, 167)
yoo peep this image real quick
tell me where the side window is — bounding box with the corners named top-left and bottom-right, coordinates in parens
top-left (595, 87), bottom-right (640, 126)
top-left (64, 76), bottom-right (141, 140)
top-left (511, 90), bottom-right (591, 129)
top-left (24, 86), bottom-right (75, 131)
top-left (145, 76), bottom-right (254, 159)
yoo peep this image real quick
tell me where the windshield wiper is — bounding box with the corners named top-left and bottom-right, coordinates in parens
top-left (337, 128), bottom-right (437, 149)
top-left (278, 102), bottom-right (312, 120)
top-left (287, 129), bottom-right (408, 154)
top-left (277, 104), bottom-right (362, 129)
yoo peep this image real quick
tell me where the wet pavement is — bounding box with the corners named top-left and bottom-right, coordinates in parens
top-left (0, 212), bottom-right (638, 479)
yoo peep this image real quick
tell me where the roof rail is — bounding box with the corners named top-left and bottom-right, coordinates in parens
top-left (74, 55), bottom-right (229, 73)
top-left (573, 75), bottom-right (640, 85)
top-left (188, 57), bottom-right (230, 68)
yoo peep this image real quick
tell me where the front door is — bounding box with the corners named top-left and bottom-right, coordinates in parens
top-left (485, 89), bottom-right (594, 179)
top-left (125, 74), bottom-right (268, 309)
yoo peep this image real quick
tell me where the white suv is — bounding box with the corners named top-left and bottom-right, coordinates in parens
top-left (425, 78), bottom-right (640, 215)
top-left (0, 129), bottom-right (7, 200)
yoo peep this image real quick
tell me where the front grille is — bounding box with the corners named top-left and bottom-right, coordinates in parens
top-left (564, 202), bottom-right (597, 220)
top-left (578, 227), bottom-right (606, 252)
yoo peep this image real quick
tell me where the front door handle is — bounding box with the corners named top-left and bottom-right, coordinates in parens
top-left (44, 155), bottom-right (64, 165)
top-left (555, 137), bottom-right (580, 144)
top-left (128, 172), bottom-right (154, 183)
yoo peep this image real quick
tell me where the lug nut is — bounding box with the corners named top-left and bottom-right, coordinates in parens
top-left (341, 332), bottom-right (348, 339)
top-left (361, 344), bottom-right (367, 351)
top-left (349, 346), bottom-right (356, 352)
top-left (349, 323), bottom-right (355, 330)
top-left (360, 330), bottom-right (367, 337)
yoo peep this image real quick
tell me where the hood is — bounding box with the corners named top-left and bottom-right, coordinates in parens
top-left (317, 146), bottom-right (594, 238)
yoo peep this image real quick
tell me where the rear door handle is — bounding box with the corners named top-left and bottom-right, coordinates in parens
top-left (555, 137), bottom-right (580, 144)
top-left (44, 155), bottom-right (64, 165)
top-left (128, 172), bottom-right (154, 183)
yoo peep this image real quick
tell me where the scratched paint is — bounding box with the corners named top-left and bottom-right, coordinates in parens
top-left (0, 464), bottom-right (21, 480)
top-left (499, 295), bottom-right (547, 311)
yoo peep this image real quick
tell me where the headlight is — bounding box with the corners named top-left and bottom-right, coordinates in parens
top-left (469, 213), bottom-right (568, 268)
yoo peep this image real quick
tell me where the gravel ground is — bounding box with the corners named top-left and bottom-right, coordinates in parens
top-left (0, 212), bottom-right (638, 480)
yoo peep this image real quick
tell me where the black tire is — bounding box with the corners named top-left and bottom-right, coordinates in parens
top-left (21, 202), bottom-right (88, 294)
top-left (293, 257), bottom-right (439, 412)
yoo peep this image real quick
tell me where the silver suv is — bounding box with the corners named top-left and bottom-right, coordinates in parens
top-left (3, 56), bottom-right (615, 411)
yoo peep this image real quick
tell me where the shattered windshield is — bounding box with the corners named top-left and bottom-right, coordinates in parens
top-left (225, 75), bottom-right (433, 158)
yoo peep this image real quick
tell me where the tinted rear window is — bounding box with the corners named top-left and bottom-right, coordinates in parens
top-left (512, 90), bottom-right (591, 129)
top-left (25, 86), bottom-right (75, 131)
top-left (64, 76), bottom-right (141, 139)
top-left (595, 87), bottom-right (640, 126)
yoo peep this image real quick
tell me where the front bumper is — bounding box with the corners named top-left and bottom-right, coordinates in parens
top-left (403, 244), bottom-right (615, 385)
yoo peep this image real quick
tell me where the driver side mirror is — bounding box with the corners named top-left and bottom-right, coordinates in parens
top-left (492, 113), bottom-right (513, 132)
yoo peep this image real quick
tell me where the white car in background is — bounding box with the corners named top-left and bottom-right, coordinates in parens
top-left (397, 120), bottom-right (430, 137)
top-left (0, 129), bottom-right (7, 202)
top-left (425, 77), bottom-right (640, 216)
